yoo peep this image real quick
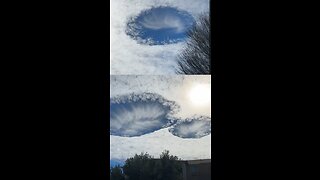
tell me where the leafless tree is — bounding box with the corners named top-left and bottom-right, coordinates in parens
top-left (176, 13), bottom-right (211, 74)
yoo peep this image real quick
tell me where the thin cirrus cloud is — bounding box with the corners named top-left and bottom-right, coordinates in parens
top-left (110, 0), bottom-right (209, 75)
top-left (137, 6), bottom-right (193, 33)
top-left (140, 16), bottom-right (184, 32)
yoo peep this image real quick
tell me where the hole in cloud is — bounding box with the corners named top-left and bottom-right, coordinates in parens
top-left (126, 6), bottom-right (195, 45)
top-left (169, 115), bottom-right (211, 138)
top-left (110, 93), bottom-right (180, 137)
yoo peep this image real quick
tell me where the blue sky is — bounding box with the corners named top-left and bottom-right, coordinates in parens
top-left (126, 6), bottom-right (195, 45)
top-left (110, 0), bottom-right (209, 75)
top-left (110, 160), bottom-right (125, 168)
top-left (110, 75), bottom-right (211, 162)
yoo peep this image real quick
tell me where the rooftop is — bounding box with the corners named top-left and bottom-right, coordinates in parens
top-left (180, 159), bottom-right (211, 165)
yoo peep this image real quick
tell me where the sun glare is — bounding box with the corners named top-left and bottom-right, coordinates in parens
top-left (188, 84), bottom-right (211, 107)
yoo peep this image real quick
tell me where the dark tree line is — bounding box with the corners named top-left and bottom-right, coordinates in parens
top-left (176, 13), bottom-right (211, 74)
top-left (110, 150), bottom-right (182, 180)
top-left (110, 165), bottom-right (125, 180)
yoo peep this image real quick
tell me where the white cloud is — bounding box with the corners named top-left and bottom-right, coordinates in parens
top-left (139, 9), bottom-right (186, 32)
top-left (169, 115), bottom-right (211, 138)
top-left (110, 127), bottom-right (211, 160)
top-left (110, 0), bottom-right (209, 75)
top-left (110, 93), bottom-right (179, 137)
top-left (110, 75), bottom-right (211, 118)
top-left (110, 75), bottom-right (211, 160)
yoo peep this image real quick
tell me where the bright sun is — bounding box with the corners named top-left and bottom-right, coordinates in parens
top-left (188, 84), bottom-right (211, 107)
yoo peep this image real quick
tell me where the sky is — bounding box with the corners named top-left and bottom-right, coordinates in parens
top-left (110, 75), bottom-right (211, 162)
top-left (126, 6), bottom-right (195, 45)
top-left (110, 0), bottom-right (210, 75)
top-left (110, 160), bottom-right (125, 168)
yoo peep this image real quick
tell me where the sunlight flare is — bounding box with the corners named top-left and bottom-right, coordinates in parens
top-left (188, 84), bottom-right (211, 107)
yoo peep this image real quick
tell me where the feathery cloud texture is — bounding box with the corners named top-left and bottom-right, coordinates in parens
top-left (169, 115), bottom-right (211, 138)
top-left (110, 93), bottom-right (179, 137)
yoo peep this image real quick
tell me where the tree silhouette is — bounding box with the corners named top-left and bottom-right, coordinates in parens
top-left (122, 152), bottom-right (155, 180)
top-left (155, 150), bottom-right (182, 180)
top-left (111, 150), bottom-right (183, 180)
top-left (110, 165), bottom-right (125, 180)
top-left (176, 13), bottom-right (211, 74)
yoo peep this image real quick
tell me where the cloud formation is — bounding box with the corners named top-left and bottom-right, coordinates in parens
top-left (110, 93), bottom-right (179, 137)
top-left (110, 75), bottom-right (212, 160)
top-left (169, 115), bottom-right (211, 138)
top-left (111, 0), bottom-right (209, 74)
top-left (139, 7), bottom-right (187, 32)
top-left (140, 15), bottom-right (184, 32)
top-left (110, 128), bottom-right (211, 160)
top-left (126, 6), bottom-right (195, 45)
top-left (110, 75), bottom-right (211, 118)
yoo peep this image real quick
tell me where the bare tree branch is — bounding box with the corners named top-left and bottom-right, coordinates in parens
top-left (176, 13), bottom-right (211, 74)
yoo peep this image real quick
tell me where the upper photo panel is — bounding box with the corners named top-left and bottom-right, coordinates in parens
top-left (110, 0), bottom-right (210, 75)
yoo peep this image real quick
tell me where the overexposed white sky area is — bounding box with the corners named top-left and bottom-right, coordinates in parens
top-left (110, 0), bottom-right (209, 75)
